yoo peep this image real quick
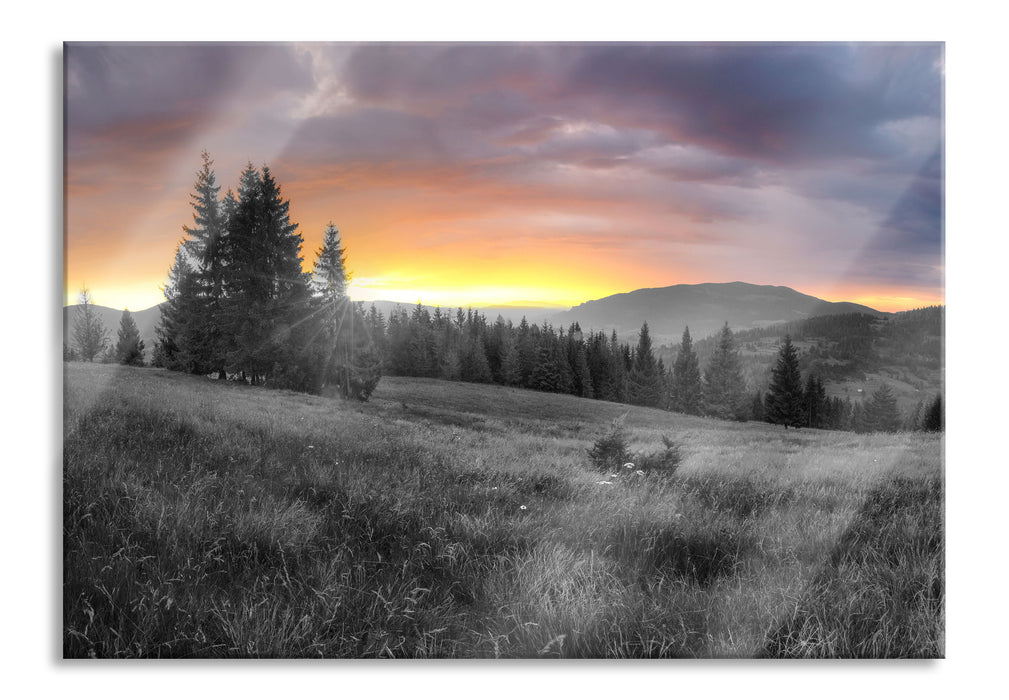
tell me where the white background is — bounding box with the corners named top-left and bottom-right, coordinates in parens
top-left (6, 2), bottom-right (1002, 697)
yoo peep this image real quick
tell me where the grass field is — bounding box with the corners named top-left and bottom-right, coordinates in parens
top-left (63, 363), bottom-right (943, 658)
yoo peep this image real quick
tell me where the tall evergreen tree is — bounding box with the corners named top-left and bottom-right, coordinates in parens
top-left (922, 392), bottom-right (943, 432)
top-left (703, 323), bottom-right (745, 420)
top-left (611, 330), bottom-right (629, 403)
top-left (628, 322), bottom-right (661, 407)
top-left (218, 164), bottom-right (311, 384)
top-left (572, 342), bottom-right (594, 399)
top-left (864, 383), bottom-right (901, 433)
top-left (153, 243), bottom-right (193, 369)
top-left (765, 335), bottom-right (804, 428)
top-left (174, 152), bottom-right (229, 376)
top-left (801, 374), bottom-right (828, 428)
top-left (308, 223), bottom-right (381, 398)
top-left (115, 309), bottom-right (145, 366)
top-left (72, 287), bottom-right (109, 362)
top-left (671, 326), bottom-right (703, 415)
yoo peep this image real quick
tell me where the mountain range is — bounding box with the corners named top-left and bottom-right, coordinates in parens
top-left (62, 282), bottom-right (887, 358)
top-left (550, 282), bottom-right (885, 342)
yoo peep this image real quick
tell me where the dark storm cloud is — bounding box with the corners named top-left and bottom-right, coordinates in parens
top-left (330, 42), bottom-right (941, 189)
top-left (561, 43), bottom-right (941, 163)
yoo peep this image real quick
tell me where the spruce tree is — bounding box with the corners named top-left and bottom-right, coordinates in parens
top-left (864, 383), bottom-right (901, 433)
top-left (308, 223), bottom-right (381, 398)
top-left (165, 152), bottom-right (229, 377)
top-left (611, 331), bottom-right (629, 403)
top-left (529, 343), bottom-right (560, 393)
top-left (219, 164), bottom-right (267, 381)
top-left (153, 244), bottom-right (192, 369)
top-left (765, 335), bottom-right (804, 428)
top-left (573, 343), bottom-right (594, 399)
top-left (115, 308), bottom-right (145, 366)
top-left (72, 287), bottom-right (109, 362)
top-left (922, 392), bottom-right (943, 432)
top-left (218, 164), bottom-right (312, 384)
top-left (703, 322), bottom-right (745, 420)
top-left (628, 322), bottom-right (660, 407)
top-left (500, 337), bottom-right (522, 386)
top-left (802, 374), bottom-right (828, 428)
top-left (586, 331), bottom-right (616, 401)
top-left (671, 326), bottom-right (703, 415)
top-left (461, 337), bottom-right (493, 383)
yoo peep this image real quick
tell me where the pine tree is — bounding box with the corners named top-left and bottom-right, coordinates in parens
top-left (218, 164), bottom-right (312, 384)
top-left (72, 287), bottom-right (109, 362)
top-left (173, 152), bottom-right (229, 376)
top-left (516, 317), bottom-right (537, 387)
top-left (703, 323), bottom-right (745, 420)
top-left (336, 302), bottom-right (383, 400)
top-left (765, 335), bottom-right (804, 428)
top-left (115, 308), bottom-right (145, 366)
top-left (922, 392), bottom-right (943, 432)
top-left (611, 331), bottom-right (629, 403)
top-left (802, 374), bottom-right (828, 428)
top-left (573, 342), bottom-right (594, 399)
top-left (500, 337), bottom-right (522, 386)
top-left (529, 343), bottom-right (560, 393)
top-left (749, 390), bottom-right (765, 422)
top-left (671, 326), bottom-right (703, 415)
top-left (308, 223), bottom-right (381, 398)
top-left (461, 337), bottom-right (493, 383)
top-left (156, 238), bottom-right (219, 374)
top-left (864, 383), bottom-right (901, 433)
top-left (628, 322), bottom-right (660, 407)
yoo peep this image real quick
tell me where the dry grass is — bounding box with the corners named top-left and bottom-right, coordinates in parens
top-left (63, 363), bottom-right (943, 658)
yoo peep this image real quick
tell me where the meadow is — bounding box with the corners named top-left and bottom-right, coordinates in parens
top-left (63, 363), bottom-right (943, 658)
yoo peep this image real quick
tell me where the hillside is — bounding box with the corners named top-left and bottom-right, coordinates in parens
top-left (656, 307), bottom-right (945, 415)
top-left (551, 282), bottom-right (885, 342)
top-left (64, 363), bottom-right (942, 658)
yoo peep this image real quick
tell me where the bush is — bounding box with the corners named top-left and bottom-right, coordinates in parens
top-left (587, 420), bottom-right (630, 471)
top-left (634, 435), bottom-right (683, 476)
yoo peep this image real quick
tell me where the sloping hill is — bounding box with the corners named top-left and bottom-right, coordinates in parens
top-left (551, 282), bottom-right (885, 342)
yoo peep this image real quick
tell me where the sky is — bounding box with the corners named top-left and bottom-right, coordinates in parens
top-left (64, 42), bottom-right (944, 313)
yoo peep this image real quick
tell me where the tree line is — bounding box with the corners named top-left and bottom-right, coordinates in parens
top-left (66, 151), bottom-right (943, 432)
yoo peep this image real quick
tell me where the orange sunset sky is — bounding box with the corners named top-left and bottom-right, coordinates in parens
top-left (64, 43), bottom-right (944, 314)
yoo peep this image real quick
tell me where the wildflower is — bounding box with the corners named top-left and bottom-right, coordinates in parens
top-left (596, 481), bottom-right (613, 485)
top-left (624, 462), bottom-right (635, 470)
top-left (519, 505), bottom-right (528, 510)
top-left (490, 486), bottom-right (498, 490)
top-left (307, 445), bottom-right (314, 449)
top-left (609, 474), bottom-right (619, 479)
top-left (636, 470), bottom-right (645, 476)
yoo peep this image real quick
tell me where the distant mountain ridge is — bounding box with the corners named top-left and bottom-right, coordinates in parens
top-left (549, 282), bottom-right (885, 342)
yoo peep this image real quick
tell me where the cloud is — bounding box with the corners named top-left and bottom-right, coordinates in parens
top-left (563, 44), bottom-right (942, 163)
top-left (64, 42), bottom-right (945, 311)
top-left (67, 43), bottom-right (313, 131)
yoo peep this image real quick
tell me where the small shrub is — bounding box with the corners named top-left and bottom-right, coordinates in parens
top-left (634, 436), bottom-right (683, 476)
top-left (587, 420), bottom-right (630, 471)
